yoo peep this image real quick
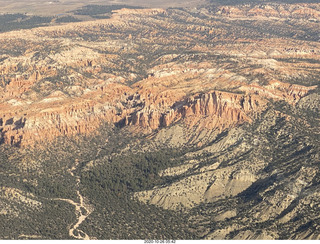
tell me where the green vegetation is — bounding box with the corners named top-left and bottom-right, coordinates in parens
top-left (72, 5), bottom-right (144, 19)
top-left (0, 2), bottom-right (319, 240)
top-left (81, 149), bottom-right (185, 194)
top-left (0, 200), bottom-right (75, 239)
top-left (187, 99), bottom-right (320, 239)
top-left (0, 124), bottom-right (194, 239)
top-left (55, 16), bottom-right (81, 23)
top-left (0, 14), bottom-right (52, 33)
top-left (0, 95), bottom-right (319, 239)
top-left (0, 14), bottom-right (82, 33)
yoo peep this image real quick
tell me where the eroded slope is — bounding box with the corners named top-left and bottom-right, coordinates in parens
top-left (0, 1), bottom-right (319, 240)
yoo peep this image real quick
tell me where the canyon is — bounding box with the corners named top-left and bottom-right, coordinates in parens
top-left (0, 6), bottom-right (318, 147)
top-left (0, 0), bottom-right (319, 240)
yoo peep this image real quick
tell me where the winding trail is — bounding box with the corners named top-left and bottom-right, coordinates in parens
top-left (51, 160), bottom-right (93, 240)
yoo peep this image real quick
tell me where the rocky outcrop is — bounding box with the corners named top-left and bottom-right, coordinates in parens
top-left (125, 91), bottom-right (262, 131)
top-left (133, 126), bottom-right (263, 210)
top-left (0, 4), bottom-right (318, 147)
top-left (0, 62), bottom-right (315, 147)
top-left (134, 166), bottom-right (258, 210)
top-left (217, 3), bottom-right (320, 20)
top-left (1, 71), bottom-right (42, 98)
top-left (240, 80), bottom-right (317, 104)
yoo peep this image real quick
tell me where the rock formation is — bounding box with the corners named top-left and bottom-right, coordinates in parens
top-left (0, 4), bottom-right (318, 147)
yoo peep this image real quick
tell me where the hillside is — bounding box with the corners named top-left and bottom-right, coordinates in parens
top-left (0, 1), bottom-right (319, 240)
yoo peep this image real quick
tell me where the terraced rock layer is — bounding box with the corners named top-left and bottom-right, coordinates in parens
top-left (0, 5), bottom-right (318, 146)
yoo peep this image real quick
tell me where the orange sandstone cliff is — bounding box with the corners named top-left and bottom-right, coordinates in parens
top-left (0, 6), bottom-right (318, 147)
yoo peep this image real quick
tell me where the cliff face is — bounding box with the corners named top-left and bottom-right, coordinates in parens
top-left (0, 5), bottom-right (318, 147)
top-left (125, 91), bottom-right (262, 131)
top-left (0, 74), bottom-right (313, 147)
top-left (0, 2), bottom-right (320, 241)
top-left (0, 82), bottom-right (131, 146)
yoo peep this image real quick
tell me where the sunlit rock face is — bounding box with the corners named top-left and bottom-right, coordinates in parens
top-left (0, 1), bottom-right (320, 241)
top-left (0, 5), bottom-right (318, 147)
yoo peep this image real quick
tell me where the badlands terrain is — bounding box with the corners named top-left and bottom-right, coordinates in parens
top-left (0, 0), bottom-right (320, 240)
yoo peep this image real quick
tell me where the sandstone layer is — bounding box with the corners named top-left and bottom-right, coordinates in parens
top-left (0, 5), bottom-right (318, 147)
top-left (0, 1), bottom-right (319, 241)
